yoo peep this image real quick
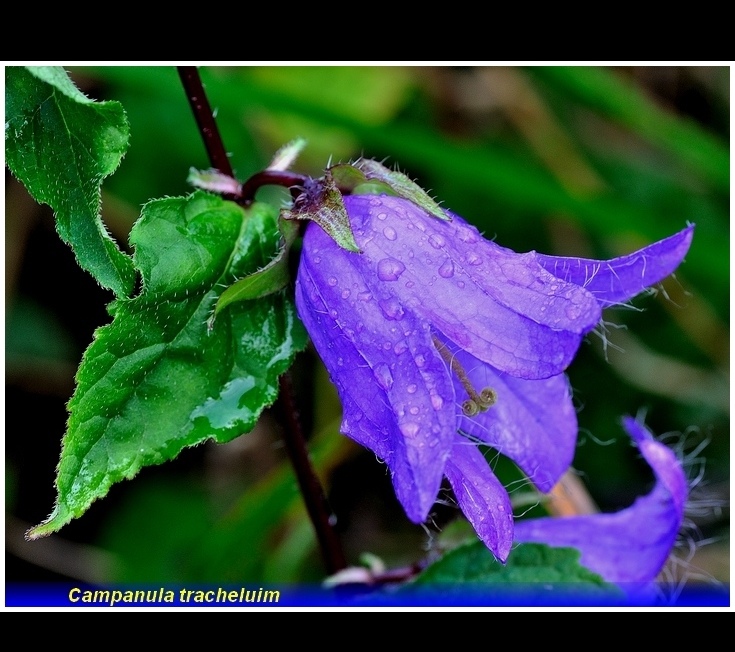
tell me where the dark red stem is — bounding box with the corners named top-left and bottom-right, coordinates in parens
top-left (240, 170), bottom-right (309, 204)
top-left (277, 373), bottom-right (347, 575)
top-left (177, 67), bottom-right (234, 178)
top-left (177, 66), bottom-right (346, 576)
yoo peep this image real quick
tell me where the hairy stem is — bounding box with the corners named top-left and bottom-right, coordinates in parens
top-left (177, 67), bottom-right (234, 178)
top-left (177, 65), bottom-right (346, 575)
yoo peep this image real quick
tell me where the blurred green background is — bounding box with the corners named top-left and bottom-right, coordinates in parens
top-left (5, 65), bottom-right (729, 587)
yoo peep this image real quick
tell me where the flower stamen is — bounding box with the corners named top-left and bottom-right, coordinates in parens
top-left (432, 335), bottom-right (497, 415)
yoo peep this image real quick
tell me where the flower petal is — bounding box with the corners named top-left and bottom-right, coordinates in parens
top-left (533, 225), bottom-right (694, 308)
top-left (444, 437), bottom-right (514, 562)
top-left (345, 195), bottom-right (601, 379)
top-left (441, 337), bottom-right (577, 492)
top-left (514, 417), bottom-right (686, 585)
top-left (296, 224), bottom-right (457, 522)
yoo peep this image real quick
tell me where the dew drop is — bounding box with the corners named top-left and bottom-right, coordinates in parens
top-left (431, 394), bottom-right (444, 410)
top-left (379, 297), bottom-right (405, 321)
top-left (377, 258), bottom-right (406, 281)
top-left (565, 305), bottom-right (581, 319)
top-left (467, 252), bottom-right (482, 266)
top-left (457, 280), bottom-right (466, 289)
top-left (383, 226), bottom-right (397, 241)
top-left (414, 354), bottom-right (426, 368)
top-left (328, 277), bottom-right (338, 286)
top-left (457, 225), bottom-right (478, 243)
top-left (401, 422), bottom-right (419, 438)
top-left (438, 258), bottom-right (454, 278)
top-left (428, 234), bottom-right (446, 249)
top-left (329, 309), bottom-right (338, 319)
top-left (374, 364), bottom-right (394, 390)
top-left (394, 341), bottom-right (408, 355)
top-left (409, 406), bottom-right (420, 415)
top-left (377, 212), bottom-right (388, 220)
top-left (359, 291), bottom-right (373, 302)
top-left (341, 289), bottom-right (351, 299)
top-left (407, 383), bottom-right (418, 394)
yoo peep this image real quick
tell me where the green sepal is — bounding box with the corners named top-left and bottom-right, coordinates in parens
top-left (187, 168), bottom-right (242, 195)
top-left (282, 170), bottom-right (360, 253)
top-left (267, 137), bottom-right (307, 171)
top-left (354, 158), bottom-right (449, 221)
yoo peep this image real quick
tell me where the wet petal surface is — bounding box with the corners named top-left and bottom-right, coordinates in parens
top-left (534, 225), bottom-right (694, 307)
top-left (514, 417), bottom-right (687, 584)
top-left (444, 437), bottom-right (514, 562)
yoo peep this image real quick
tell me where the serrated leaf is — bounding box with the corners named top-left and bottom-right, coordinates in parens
top-left (5, 66), bottom-right (135, 297)
top-left (354, 158), bottom-right (448, 221)
top-left (411, 541), bottom-right (618, 589)
top-left (27, 192), bottom-right (307, 539)
top-left (211, 218), bottom-right (299, 320)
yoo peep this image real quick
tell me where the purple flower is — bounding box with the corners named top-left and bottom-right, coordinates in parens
top-left (515, 417), bottom-right (687, 588)
top-left (295, 193), bottom-right (693, 561)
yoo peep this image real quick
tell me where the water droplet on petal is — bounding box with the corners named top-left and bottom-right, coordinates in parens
top-left (374, 363), bottom-right (394, 390)
top-left (409, 406), bottom-right (420, 415)
top-left (401, 422), bottom-right (419, 439)
top-left (359, 291), bottom-right (372, 302)
top-left (407, 384), bottom-right (418, 394)
top-left (438, 258), bottom-right (454, 278)
top-left (414, 354), bottom-right (426, 368)
top-left (383, 226), bottom-right (397, 241)
top-left (377, 258), bottom-right (406, 281)
top-left (328, 277), bottom-right (338, 286)
top-left (341, 289), bottom-right (351, 299)
top-left (431, 394), bottom-right (444, 410)
top-left (457, 225), bottom-right (478, 243)
top-left (457, 280), bottom-right (466, 289)
top-left (377, 212), bottom-right (388, 220)
top-left (467, 252), bottom-right (482, 266)
top-left (394, 341), bottom-right (408, 355)
top-left (379, 297), bottom-right (405, 321)
top-left (566, 305), bottom-right (581, 319)
top-left (428, 234), bottom-right (446, 249)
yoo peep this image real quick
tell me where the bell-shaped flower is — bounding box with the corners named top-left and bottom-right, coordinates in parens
top-left (514, 416), bottom-right (688, 592)
top-left (295, 193), bottom-right (693, 561)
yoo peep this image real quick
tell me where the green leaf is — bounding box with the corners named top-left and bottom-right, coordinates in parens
top-left (5, 66), bottom-right (136, 297)
top-left (409, 541), bottom-right (619, 592)
top-left (27, 192), bottom-right (307, 539)
top-left (211, 218), bottom-right (299, 320)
